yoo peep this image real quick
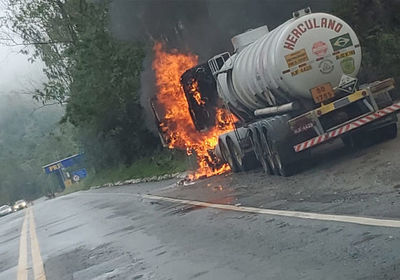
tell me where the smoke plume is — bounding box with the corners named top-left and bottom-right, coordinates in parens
top-left (109, 0), bottom-right (332, 132)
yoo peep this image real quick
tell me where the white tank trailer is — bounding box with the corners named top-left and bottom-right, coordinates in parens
top-left (181, 8), bottom-right (400, 176)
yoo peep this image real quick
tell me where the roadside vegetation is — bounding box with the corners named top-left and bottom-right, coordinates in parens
top-left (334, 0), bottom-right (400, 85)
top-left (5, 0), bottom-right (159, 166)
top-left (0, 95), bottom-right (78, 203)
top-left (61, 150), bottom-right (187, 195)
top-left (0, 95), bottom-right (187, 204)
top-left (0, 0), bottom-right (180, 203)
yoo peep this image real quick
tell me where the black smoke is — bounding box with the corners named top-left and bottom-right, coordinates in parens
top-left (109, 0), bottom-right (332, 131)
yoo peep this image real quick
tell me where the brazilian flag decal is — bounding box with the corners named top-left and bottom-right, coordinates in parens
top-left (330, 33), bottom-right (353, 51)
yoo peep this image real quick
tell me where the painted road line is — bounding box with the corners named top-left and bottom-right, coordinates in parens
top-left (143, 194), bottom-right (400, 228)
top-left (29, 208), bottom-right (47, 280)
top-left (17, 210), bottom-right (29, 280)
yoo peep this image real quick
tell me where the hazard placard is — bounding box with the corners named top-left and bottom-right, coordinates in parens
top-left (338, 74), bottom-right (358, 93)
top-left (311, 83), bottom-right (335, 103)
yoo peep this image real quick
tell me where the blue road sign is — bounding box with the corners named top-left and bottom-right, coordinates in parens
top-left (71, 168), bottom-right (87, 181)
top-left (43, 154), bottom-right (84, 174)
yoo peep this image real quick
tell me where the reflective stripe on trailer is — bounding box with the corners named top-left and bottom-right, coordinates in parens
top-left (294, 101), bottom-right (400, 152)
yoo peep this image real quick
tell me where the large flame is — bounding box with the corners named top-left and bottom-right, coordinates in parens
top-left (152, 42), bottom-right (236, 179)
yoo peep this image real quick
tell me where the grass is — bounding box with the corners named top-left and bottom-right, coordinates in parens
top-left (60, 150), bottom-right (188, 195)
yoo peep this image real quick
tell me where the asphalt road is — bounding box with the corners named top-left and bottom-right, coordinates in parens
top-left (2, 137), bottom-right (400, 279)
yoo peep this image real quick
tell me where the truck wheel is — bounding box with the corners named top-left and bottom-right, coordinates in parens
top-left (369, 123), bottom-right (398, 144)
top-left (259, 151), bottom-right (272, 175)
top-left (381, 123), bottom-right (398, 140)
top-left (260, 128), bottom-right (278, 175)
top-left (241, 152), bottom-right (260, 171)
top-left (226, 137), bottom-right (244, 172)
top-left (250, 129), bottom-right (272, 174)
top-left (341, 134), bottom-right (356, 148)
top-left (343, 123), bottom-right (397, 149)
top-left (220, 140), bottom-right (239, 173)
top-left (269, 116), bottom-right (297, 177)
top-left (273, 152), bottom-right (295, 177)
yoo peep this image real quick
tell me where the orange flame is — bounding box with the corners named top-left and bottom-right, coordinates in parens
top-left (152, 42), bottom-right (236, 179)
top-left (189, 80), bottom-right (205, 106)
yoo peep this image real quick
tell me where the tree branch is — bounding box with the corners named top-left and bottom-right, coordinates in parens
top-left (30, 102), bottom-right (66, 116)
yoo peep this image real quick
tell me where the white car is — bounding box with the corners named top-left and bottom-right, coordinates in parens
top-left (0, 205), bottom-right (13, 216)
top-left (13, 200), bottom-right (27, 211)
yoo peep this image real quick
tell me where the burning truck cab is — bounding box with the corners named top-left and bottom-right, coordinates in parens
top-left (180, 63), bottom-right (220, 132)
top-left (151, 42), bottom-right (236, 179)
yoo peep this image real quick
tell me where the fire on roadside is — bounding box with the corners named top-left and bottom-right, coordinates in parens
top-left (152, 42), bottom-right (236, 180)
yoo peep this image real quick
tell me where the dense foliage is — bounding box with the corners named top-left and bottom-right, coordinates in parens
top-left (334, 0), bottom-right (400, 83)
top-left (6, 0), bottom-right (158, 168)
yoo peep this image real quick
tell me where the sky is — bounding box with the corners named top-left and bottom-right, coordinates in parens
top-left (0, 1), bottom-right (45, 97)
top-left (0, 44), bottom-right (45, 95)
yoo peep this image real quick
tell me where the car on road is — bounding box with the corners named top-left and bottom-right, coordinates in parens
top-left (13, 200), bottom-right (27, 211)
top-left (0, 205), bottom-right (13, 216)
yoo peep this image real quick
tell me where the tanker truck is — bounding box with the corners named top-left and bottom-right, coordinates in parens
top-left (179, 7), bottom-right (400, 176)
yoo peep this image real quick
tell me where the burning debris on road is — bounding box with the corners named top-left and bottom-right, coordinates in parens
top-left (151, 42), bottom-right (237, 180)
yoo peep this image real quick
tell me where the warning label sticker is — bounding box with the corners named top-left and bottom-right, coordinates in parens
top-left (319, 59), bottom-right (334, 74)
top-left (330, 33), bottom-right (353, 51)
top-left (340, 57), bottom-right (356, 74)
top-left (285, 49), bottom-right (309, 68)
top-left (312, 41), bottom-right (328, 57)
top-left (336, 50), bottom-right (356, 60)
top-left (291, 64), bottom-right (312, 76)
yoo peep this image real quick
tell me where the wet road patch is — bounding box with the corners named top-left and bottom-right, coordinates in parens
top-left (49, 224), bottom-right (85, 237)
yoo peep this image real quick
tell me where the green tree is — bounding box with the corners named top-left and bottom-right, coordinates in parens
top-left (65, 17), bottom-right (158, 166)
top-left (5, 0), bottom-right (158, 168)
top-left (334, 0), bottom-right (400, 83)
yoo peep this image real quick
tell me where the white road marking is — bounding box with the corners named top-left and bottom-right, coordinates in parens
top-left (143, 194), bottom-right (400, 228)
top-left (17, 210), bottom-right (28, 280)
top-left (28, 208), bottom-right (47, 280)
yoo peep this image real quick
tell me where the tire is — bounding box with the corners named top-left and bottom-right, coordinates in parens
top-left (219, 140), bottom-right (239, 173)
top-left (260, 127), bottom-right (278, 175)
top-left (226, 137), bottom-right (244, 172)
top-left (227, 137), bottom-right (258, 172)
top-left (260, 116), bottom-right (298, 176)
top-left (270, 115), bottom-right (299, 177)
top-left (370, 123), bottom-right (398, 144)
top-left (380, 123), bottom-right (398, 140)
top-left (250, 115), bottom-right (301, 176)
top-left (241, 152), bottom-right (260, 171)
top-left (273, 146), bottom-right (296, 177)
top-left (341, 134), bottom-right (356, 148)
top-left (342, 123), bottom-right (397, 149)
top-left (250, 129), bottom-right (272, 174)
